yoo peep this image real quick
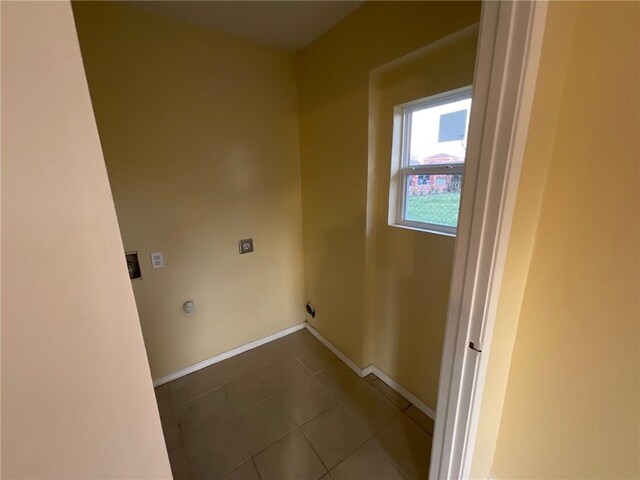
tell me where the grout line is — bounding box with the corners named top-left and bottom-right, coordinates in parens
top-left (289, 349), bottom-right (318, 377)
top-left (289, 349), bottom-right (315, 376)
top-left (174, 382), bottom-right (226, 408)
top-left (298, 424), bottom-right (331, 475)
top-left (249, 424), bottom-right (299, 458)
top-left (369, 439), bottom-right (411, 480)
top-left (225, 460), bottom-right (256, 480)
top-left (250, 457), bottom-right (263, 480)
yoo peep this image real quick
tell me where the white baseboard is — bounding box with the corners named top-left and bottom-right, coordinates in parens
top-left (361, 365), bottom-right (374, 377)
top-left (304, 323), bottom-right (365, 377)
top-left (153, 320), bottom-right (436, 422)
top-left (304, 323), bottom-right (436, 421)
top-left (152, 322), bottom-right (306, 387)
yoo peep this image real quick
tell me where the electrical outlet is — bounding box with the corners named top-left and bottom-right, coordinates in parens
top-left (150, 252), bottom-right (164, 268)
top-left (238, 238), bottom-right (254, 254)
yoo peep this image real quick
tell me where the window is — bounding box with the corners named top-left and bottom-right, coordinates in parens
top-left (390, 87), bottom-right (472, 236)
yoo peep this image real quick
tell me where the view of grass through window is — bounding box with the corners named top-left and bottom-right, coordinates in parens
top-left (405, 174), bottom-right (462, 227)
top-left (406, 192), bottom-right (461, 227)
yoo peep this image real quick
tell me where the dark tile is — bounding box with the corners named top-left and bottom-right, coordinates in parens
top-left (239, 341), bottom-right (288, 371)
top-left (259, 354), bottom-right (312, 392)
top-left (302, 403), bottom-right (368, 469)
top-left (254, 430), bottom-right (327, 480)
top-left (293, 343), bottom-right (341, 375)
top-left (160, 411), bottom-right (183, 451)
top-left (215, 353), bottom-right (261, 386)
top-left (184, 417), bottom-right (251, 480)
top-left (178, 387), bottom-right (234, 441)
top-left (238, 394), bottom-right (298, 455)
top-left (280, 377), bottom-right (339, 426)
top-left (371, 378), bottom-right (411, 410)
top-left (155, 383), bottom-right (176, 419)
top-left (279, 329), bottom-right (318, 351)
top-left (315, 362), bottom-right (361, 398)
top-left (405, 405), bottom-right (435, 436)
top-left (220, 460), bottom-right (260, 480)
top-left (342, 382), bottom-right (400, 436)
top-left (225, 372), bottom-right (278, 415)
top-left (171, 361), bottom-right (239, 405)
top-left (157, 333), bottom-right (432, 480)
top-left (168, 447), bottom-right (190, 480)
top-left (331, 440), bottom-right (404, 480)
top-left (373, 414), bottom-right (432, 480)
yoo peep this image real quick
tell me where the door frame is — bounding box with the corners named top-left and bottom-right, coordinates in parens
top-left (429, 2), bottom-right (549, 478)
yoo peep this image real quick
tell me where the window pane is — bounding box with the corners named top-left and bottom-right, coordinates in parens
top-left (409, 96), bottom-right (471, 166)
top-left (405, 174), bottom-right (462, 227)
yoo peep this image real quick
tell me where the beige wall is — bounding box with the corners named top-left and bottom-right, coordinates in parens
top-left (1, 1), bottom-right (171, 478)
top-left (297, 1), bottom-right (481, 371)
top-left (476, 2), bottom-right (639, 478)
top-left (371, 31), bottom-right (478, 410)
top-left (72, 2), bottom-right (305, 379)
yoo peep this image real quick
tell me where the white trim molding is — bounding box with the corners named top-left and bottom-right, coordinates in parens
top-left (152, 322), bottom-right (306, 387)
top-left (305, 323), bottom-right (436, 421)
top-left (153, 319), bottom-right (438, 425)
top-left (430, 1), bottom-right (548, 479)
top-left (305, 323), bottom-right (366, 377)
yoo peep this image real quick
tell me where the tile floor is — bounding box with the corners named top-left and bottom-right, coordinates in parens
top-left (155, 329), bottom-right (434, 480)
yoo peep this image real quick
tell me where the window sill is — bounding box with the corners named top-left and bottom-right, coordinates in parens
top-left (389, 221), bottom-right (457, 238)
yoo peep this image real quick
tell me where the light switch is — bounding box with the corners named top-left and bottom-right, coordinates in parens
top-left (150, 252), bottom-right (164, 269)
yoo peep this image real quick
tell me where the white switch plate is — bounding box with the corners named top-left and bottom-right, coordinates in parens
top-left (150, 252), bottom-right (164, 269)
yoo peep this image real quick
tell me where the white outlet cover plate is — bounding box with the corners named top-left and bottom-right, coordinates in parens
top-left (150, 252), bottom-right (164, 269)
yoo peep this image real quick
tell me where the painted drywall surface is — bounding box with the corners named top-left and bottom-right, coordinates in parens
top-left (490, 2), bottom-right (640, 478)
top-left (1, 2), bottom-right (171, 478)
top-left (72, 2), bottom-right (305, 379)
top-left (370, 33), bottom-right (478, 411)
top-left (468, 3), bottom-right (580, 477)
top-left (298, 1), bottom-right (481, 368)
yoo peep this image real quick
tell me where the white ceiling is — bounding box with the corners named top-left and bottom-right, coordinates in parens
top-left (126, 1), bottom-right (364, 51)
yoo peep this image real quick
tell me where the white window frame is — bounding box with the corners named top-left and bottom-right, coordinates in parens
top-left (393, 86), bottom-right (472, 236)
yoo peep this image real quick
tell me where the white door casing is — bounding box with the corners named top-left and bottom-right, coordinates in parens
top-left (429, 2), bottom-right (549, 479)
